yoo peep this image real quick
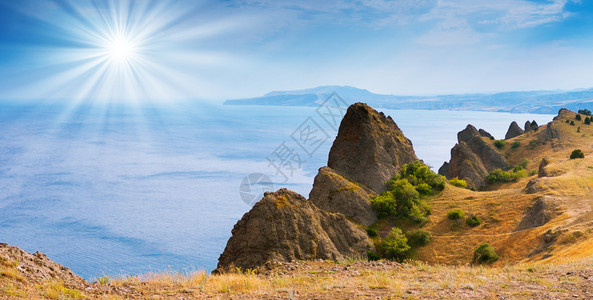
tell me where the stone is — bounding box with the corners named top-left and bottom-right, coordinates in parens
top-left (505, 121), bottom-right (524, 140)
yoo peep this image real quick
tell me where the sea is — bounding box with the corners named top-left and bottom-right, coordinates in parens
top-left (0, 101), bottom-right (554, 280)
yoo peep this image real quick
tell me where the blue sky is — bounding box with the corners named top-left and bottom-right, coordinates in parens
top-left (0, 0), bottom-right (592, 101)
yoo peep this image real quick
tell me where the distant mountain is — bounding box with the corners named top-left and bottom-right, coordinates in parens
top-left (224, 85), bottom-right (593, 114)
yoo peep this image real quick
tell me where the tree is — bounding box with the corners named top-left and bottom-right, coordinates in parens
top-left (570, 149), bottom-right (585, 159)
top-left (578, 109), bottom-right (592, 116)
top-left (585, 117), bottom-right (591, 125)
top-left (576, 114), bottom-right (582, 121)
top-left (382, 228), bottom-right (410, 261)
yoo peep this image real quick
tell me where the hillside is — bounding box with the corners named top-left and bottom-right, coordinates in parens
top-left (224, 85), bottom-right (593, 114)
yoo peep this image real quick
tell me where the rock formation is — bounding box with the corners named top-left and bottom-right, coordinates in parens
top-left (215, 189), bottom-right (373, 272)
top-left (479, 129), bottom-right (494, 140)
top-left (515, 197), bottom-right (559, 231)
top-left (440, 125), bottom-right (507, 189)
top-left (327, 102), bottom-right (418, 194)
top-left (505, 121), bottom-right (524, 139)
top-left (525, 121), bottom-right (533, 132)
top-left (309, 167), bottom-right (377, 226)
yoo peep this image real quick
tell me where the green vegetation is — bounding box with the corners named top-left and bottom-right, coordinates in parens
top-left (511, 141), bottom-right (521, 149)
top-left (367, 251), bottom-right (381, 261)
top-left (366, 227), bottom-right (378, 238)
top-left (447, 209), bottom-right (464, 220)
top-left (448, 177), bottom-right (467, 188)
top-left (493, 140), bottom-right (506, 149)
top-left (473, 243), bottom-right (499, 264)
top-left (405, 229), bottom-right (431, 247)
top-left (486, 160), bottom-right (528, 184)
top-left (571, 120), bottom-right (575, 126)
top-left (586, 117), bottom-right (591, 125)
top-left (570, 149), bottom-right (585, 159)
top-left (466, 215), bottom-right (482, 227)
top-left (578, 109), bottom-right (592, 116)
top-left (566, 120), bottom-right (570, 124)
top-left (576, 114), bottom-right (582, 121)
top-left (372, 161), bottom-right (444, 223)
top-left (382, 228), bottom-right (410, 262)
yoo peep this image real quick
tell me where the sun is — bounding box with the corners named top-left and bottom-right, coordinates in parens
top-left (105, 35), bottom-right (137, 64)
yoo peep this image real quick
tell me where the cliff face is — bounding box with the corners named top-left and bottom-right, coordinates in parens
top-left (440, 125), bottom-right (507, 189)
top-left (215, 189), bottom-right (372, 272)
top-left (505, 121), bottom-right (524, 139)
top-left (327, 103), bottom-right (418, 194)
top-left (309, 167), bottom-right (377, 226)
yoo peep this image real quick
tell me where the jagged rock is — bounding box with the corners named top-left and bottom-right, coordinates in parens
top-left (446, 142), bottom-right (489, 189)
top-left (438, 162), bottom-right (449, 177)
top-left (215, 189), bottom-right (372, 272)
top-left (538, 157), bottom-right (551, 178)
top-left (531, 120), bottom-right (538, 130)
top-left (479, 129), bottom-right (494, 140)
top-left (515, 197), bottom-right (559, 231)
top-left (544, 122), bottom-right (560, 140)
top-left (505, 121), bottom-right (524, 139)
top-left (309, 167), bottom-right (377, 226)
top-left (327, 102), bottom-right (417, 193)
top-left (525, 121), bottom-right (533, 132)
top-left (524, 178), bottom-right (545, 194)
top-left (0, 243), bottom-right (87, 289)
top-left (443, 125), bottom-right (508, 189)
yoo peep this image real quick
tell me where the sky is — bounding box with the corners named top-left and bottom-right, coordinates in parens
top-left (0, 0), bottom-right (592, 102)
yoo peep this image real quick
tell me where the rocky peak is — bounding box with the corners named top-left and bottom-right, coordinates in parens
top-left (327, 102), bottom-right (418, 193)
top-left (479, 129), bottom-right (494, 140)
top-left (215, 188), bottom-right (372, 272)
top-left (458, 124), bottom-right (480, 143)
top-left (525, 121), bottom-right (533, 132)
top-left (505, 121), bottom-right (524, 140)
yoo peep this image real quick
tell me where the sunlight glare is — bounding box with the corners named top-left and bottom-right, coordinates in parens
top-left (105, 35), bottom-right (137, 64)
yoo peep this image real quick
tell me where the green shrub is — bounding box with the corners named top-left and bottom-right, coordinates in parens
top-left (372, 161), bottom-right (443, 221)
top-left (494, 140), bottom-right (506, 149)
top-left (571, 121), bottom-right (575, 126)
top-left (570, 149), bottom-right (585, 159)
top-left (449, 177), bottom-right (467, 188)
top-left (382, 228), bottom-right (410, 261)
top-left (448, 209), bottom-right (464, 220)
top-left (576, 114), bottom-right (582, 121)
top-left (511, 141), bottom-right (521, 149)
top-left (578, 109), bottom-right (592, 116)
top-left (566, 120), bottom-right (570, 123)
top-left (486, 167), bottom-right (527, 184)
top-left (367, 227), bottom-right (378, 237)
top-left (406, 230), bottom-right (431, 247)
top-left (367, 251), bottom-right (381, 261)
top-left (586, 117), bottom-right (591, 125)
top-left (473, 243), bottom-right (499, 264)
top-left (466, 215), bottom-right (482, 227)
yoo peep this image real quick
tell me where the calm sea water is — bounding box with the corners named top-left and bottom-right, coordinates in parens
top-left (0, 101), bottom-right (554, 279)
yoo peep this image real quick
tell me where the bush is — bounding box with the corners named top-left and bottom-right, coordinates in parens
top-left (367, 227), bottom-right (378, 237)
top-left (466, 215), bottom-right (482, 227)
top-left (566, 120), bottom-right (570, 124)
top-left (576, 114), bottom-right (582, 121)
top-left (486, 167), bottom-right (527, 184)
top-left (367, 251), bottom-right (381, 261)
top-left (372, 161), bottom-right (443, 221)
top-left (578, 109), bottom-right (592, 116)
top-left (473, 243), bottom-right (499, 264)
top-left (571, 121), bottom-right (575, 126)
top-left (586, 117), bottom-right (591, 125)
top-left (382, 228), bottom-right (410, 261)
top-left (511, 141), bottom-right (521, 149)
top-left (448, 209), bottom-right (464, 220)
top-left (570, 149), bottom-right (585, 159)
top-left (406, 230), bottom-right (431, 247)
top-left (449, 177), bottom-right (467, 188)
top-left (494, 140), bottom-right (506, 149)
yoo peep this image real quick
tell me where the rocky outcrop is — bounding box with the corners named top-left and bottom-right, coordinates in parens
top-left (525, 120), bottom-right (539, 132)
top-left (0, 243), bottom-right (87, 289)
top-left (327, 102), bottom-right (418, 193)
top-left (479, 129), bottom-right (494, 140)
top-left (215, 189), bottom-right (373, 272)
top-left (525, 121), bottom-right (533, 132)
top-left (309, 167), bottom-right (377, 226)
top-left (515, 197), bottom-right (559, 231)
top-left (505, 121), bottom-right (524, 139)
top-left (441, 125), bottom-right (508, 189)
top-left (445, 142), bottom-right (490, 188)
top-left (538, 157), bottom-right (551, 178)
